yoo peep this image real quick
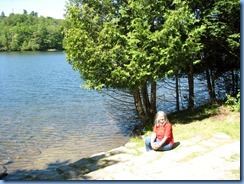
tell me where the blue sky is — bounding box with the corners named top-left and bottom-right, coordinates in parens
top-left (0, 0), bottom-right (67, 19)
top-left (0, 0), bottom-right (242, 20)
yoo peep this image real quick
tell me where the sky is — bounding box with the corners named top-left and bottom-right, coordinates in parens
top-left (0, 0), bottom-right (67, 19)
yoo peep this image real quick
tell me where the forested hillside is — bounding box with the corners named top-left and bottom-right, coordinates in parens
top-left (0, 10), bottom-right (63, 51)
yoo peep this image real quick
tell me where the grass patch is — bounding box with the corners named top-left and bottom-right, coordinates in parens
top-left (178, 152), bottom-right (204, 163)
top-left (132, 104), bottom-right (240, 149)
top-left (168, 103), bottom-right (221, 125)
top-left (169, 105), bottom-right (240, 142)
top-left (227, 153), bottom-right (240, 162)
top-left (130, 137), bottom-right (145, 147)
top-left (127, 137), bottom-right (145, 155)
top-left (173, 114), bottom-right (240, 142)
top-left (231, 168), bottom-right (240, 179)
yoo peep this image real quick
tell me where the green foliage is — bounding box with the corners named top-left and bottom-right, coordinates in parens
top-left (227, 33), bottom-right (240, 50)
top-left (63, 0), bottom-right (240, 125)
top-left (158, 0), bottom-right (205, 72)
top-left (64, 0), bottom-right (206, 90)
top-left (0, 12), bottom-right (64, 51)
top-left (201, 0), bottom-right (240, 72)
top-left (225, 91), bottom-right (240, 112)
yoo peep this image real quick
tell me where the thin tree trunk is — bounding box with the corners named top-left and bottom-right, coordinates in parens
top-left (206, 68), bottom-right (216, 104)
top-left (210, 69), bottom-right (216, 99)
top-left (175, 72), bottom-right (180, 112)
top-left (234, 70), bottom-right (239, 96)
top-left (231, 69), bottom-right (239, 96)
top-left (133, 87), bottom-right (147, 126)
top-left (141, 82), bottom-right (150, 117)
top-left (150, 80), bottom-right (157, 117)
top-left (141, 81), bottom-right (156, 124)
top-left (188, 62), bottom-right (194, 110)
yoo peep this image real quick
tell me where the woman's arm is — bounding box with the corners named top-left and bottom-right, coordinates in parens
top-left (150, 132), bottom-right (156, 145)
top-left (150, 132), bottom-right (159, 150)
top-left (152, 136), bottom-right (168, 150)
top-left (158, 136), bottom-right (168, 147)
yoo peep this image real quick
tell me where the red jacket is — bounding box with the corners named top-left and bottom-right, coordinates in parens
top-left (153, 122), bottom-right (174, 145)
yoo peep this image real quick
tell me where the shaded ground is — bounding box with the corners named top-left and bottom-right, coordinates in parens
top-left (4, 131), bottom-right (240, 180)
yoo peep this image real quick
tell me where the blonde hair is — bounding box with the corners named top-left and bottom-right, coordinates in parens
top-left (154, 111), bottom-right (169, 126)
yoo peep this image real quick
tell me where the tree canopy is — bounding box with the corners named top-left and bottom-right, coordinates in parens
top-left (63, 0), bottom-right (240, 126)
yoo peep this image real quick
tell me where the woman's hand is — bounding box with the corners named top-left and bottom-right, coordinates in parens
top-left (151, 137), bottom-right (168, 150)
top-left (151, 142), bottom-right (161, 150)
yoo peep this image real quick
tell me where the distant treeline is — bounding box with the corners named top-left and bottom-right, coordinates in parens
top-left (0, 10), bottom-right (64, 51)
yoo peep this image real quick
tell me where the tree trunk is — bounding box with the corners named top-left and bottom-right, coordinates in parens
top-left (210, 69), bottom-right (216, 98)
top-left (175, 72), bottom-right (180, 112)
top-left (231, 69), bottom-right (239, 96)
top-left (133, 87), bottom-right (147, 126)
top-left (133, 81), bottom-right (157, 127)
top-left (234, 70), bottom-right (240, 96)
top-left (141, 81), bottom-right (157, 120)
top-left (206, 68), bottom-right (216, 104)
top-left (150, 80), bottom-right (157, 117)
top-left (188, 62), bottom-right (194, 110)
top-left (141, 82), bottom-right (151, 117)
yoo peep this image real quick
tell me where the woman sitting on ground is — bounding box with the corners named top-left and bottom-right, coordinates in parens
top-left (145, 111), bottom-right (174, 152)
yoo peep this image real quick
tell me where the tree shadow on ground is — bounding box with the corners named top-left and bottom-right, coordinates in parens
top-left (168, 103), bottom-right (220, 125)
top-left (4, 160), bottom-right (70, 180)
top-left (4, 149), bottom-right (127, 181)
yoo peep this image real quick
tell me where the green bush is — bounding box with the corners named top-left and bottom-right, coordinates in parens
top-left (225, 91), bottom-right (240, 112)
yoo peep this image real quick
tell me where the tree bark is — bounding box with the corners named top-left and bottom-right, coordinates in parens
top-left (188, 62), bottom-right (194, 110)
top-left (175, 72), bottom-right (180, 112)
top-left (206, 68), bottom-right (216, 104)
top-left (133, 87), bottom-right (147, 126)
top-left (210, 69), bottom-right (216, 99)
top-left (231, 69), bottom-right (239, 96)
top-left (141, 82), bottom-right (151, 117)
top-left (150, 80), bottom-right (157, 117)
top-left (140, 81), bottom-right (157, 120)
top-left (133, 81), bottom-right (157, 127)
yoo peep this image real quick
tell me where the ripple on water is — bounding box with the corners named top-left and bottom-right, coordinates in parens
top-left (0, 52), bottom-right (131, 175)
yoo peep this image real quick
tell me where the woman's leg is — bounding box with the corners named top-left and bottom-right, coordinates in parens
top-left (145, 136), bottom-right (153, 151)
top-left (155, 139), bottom-right (173, 151)
top-left (158, 143), bottom-right (173, 151)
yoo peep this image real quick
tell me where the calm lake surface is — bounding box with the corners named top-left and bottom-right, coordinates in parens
top-left (0, 52), bottom-right (130, 174)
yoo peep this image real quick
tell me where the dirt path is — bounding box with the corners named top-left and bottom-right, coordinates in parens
top-left (4, 132), bottom-right (240, 180)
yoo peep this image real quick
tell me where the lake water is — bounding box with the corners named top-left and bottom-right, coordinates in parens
top-left (0, 51), bottom-right (223, 179)
top-left (0, 52), bottom-right (130, 175)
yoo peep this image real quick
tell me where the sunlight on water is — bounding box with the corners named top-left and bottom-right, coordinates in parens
top-left (0, 52), bottom-right (130, 173)
top-left (0, 51), bottom-right (220, 177)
